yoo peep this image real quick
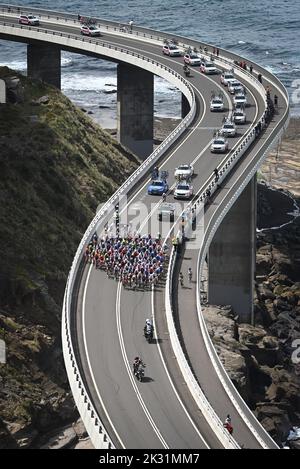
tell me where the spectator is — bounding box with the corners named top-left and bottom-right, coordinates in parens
top-left (129, 20), bottom-right (133, 31)
top-left (249, 64), bottom-right (253, 74)
top-left (274, 94), bottom-right (278, 107)
top-left (258, 73), bottom-right (263, 84)
top-left (216, 48), bottom-right (220, 57)
top-left (214, 168), bottom-right (219, 182)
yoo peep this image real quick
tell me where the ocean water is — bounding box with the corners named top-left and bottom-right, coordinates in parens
top-left (0, 0), bottom-right (299, 127)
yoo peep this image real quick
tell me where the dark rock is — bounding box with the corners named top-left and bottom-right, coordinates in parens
top-left (103, 89), bottom-right (117, 94)
top-left (40, 425), bottom-right (77, 450)
top-left (37, 95), bottom-right (49, 105)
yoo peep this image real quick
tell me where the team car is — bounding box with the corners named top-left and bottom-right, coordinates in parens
top-left (174, 181), bottom-right (194, 199)
top-left (234, 92), bottom-right (248, 107)
top-left (210, 135), bottom-right (229, 153)
top-left (220, 120), bottom-right (237, 137)
top-left (174, 164), bottom-right (194, 179)
top-left (210, 95), bottom-right (224, 112)
top-left (220, 72), bottom-right (236, 86)
top-left (18, 14), bottom-right (40, 26)
top-left (232, 108), bottom-right (246, 124)
top-left (228, 80), bottom-right (244, 95)
top-left (162, 44), bottom-right (182, 57)
top-left (200, 61), bottom-right (218, 74)
top-left (158, 203), bottom-right (175, 222)
top-left (184, 53), bottom-right (201, 66)
top-left (80, 25), bottom-right (101, 36)
top-left (147, 179), bottom-right (169, 195)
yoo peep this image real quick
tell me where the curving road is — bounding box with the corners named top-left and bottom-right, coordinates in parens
top-left (0, 5), bottom-right (289, 449)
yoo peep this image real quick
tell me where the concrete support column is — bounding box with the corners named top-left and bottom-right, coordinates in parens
top-left (182, 93), bottom-right (190, 118)
top-left (27, 43), bottom-right (61, 89)
top-left (208, 175), bottom-right (257, 323)
top-left (117, 63), bottom-right (153, 160)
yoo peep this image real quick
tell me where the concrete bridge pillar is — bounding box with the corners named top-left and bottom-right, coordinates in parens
top-left (208, 176), bottom-right (257, 323)
top-left (27, 43), bottom-right (61, 89)
top-left (182, 94), bottom-right (190, 118)
top-left (117, 63), bottom-right (153, 160)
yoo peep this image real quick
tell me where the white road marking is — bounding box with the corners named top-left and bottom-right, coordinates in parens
top-left (82, 263), bottom-right (126, 448)
top-left (115, 282), bottom-right (169, 448)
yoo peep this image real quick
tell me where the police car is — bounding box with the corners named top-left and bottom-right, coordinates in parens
top-left (228, 80), bottom-right (244, 94)
top-left (200, 61), bottom-right (218, 74)
top-left (220, 72), bottom-right (236, 86)
top-left (234, 92), bottom-right (247, 107)
top-left (184, 53), bottom-right (201, 66)
top-left (18, 14), bottom-right (40, 26)
top-left (147, 179), bottom-right (169, 195)
top-left (210, 135), bottom-right (229, 153)
top-left (80, 25), bottom-right (101, 36)
top-left (220, 121), bottom-right (237, 137)
top-left (162, 44), bottom-right (182, 57)
top-left (174, 181), bottom-right (194, 199)
top-left (174, 164), bottom-right (194, 179)
top-left (233, 108), bottom-right (246, 124)
top-left (210, 95), bottom-right (224, 112)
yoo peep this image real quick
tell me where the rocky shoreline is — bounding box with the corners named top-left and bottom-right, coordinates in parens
top-left (203, 118), bottom-right (300, 448)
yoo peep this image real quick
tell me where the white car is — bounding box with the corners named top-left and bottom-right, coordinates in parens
top-left (210, 96), bottom-right (224, 112)
top-left (220, 72), bottom-right (235, 86)
top-left (174, 164), bottom-right (194, 179)
top-left (184, 53), bottom-right (201, 66)
top-left (220, 121), bottom-right (237, 137)
top-left (174, 181), bottom-right (194, 199)
top-left (233, 109), bottom-right (246, 124)
top-left (18, 14), bottom-right (40, 26)
top-left (80, 25), bottom-right (101, 36)
top-left (162, 44), bottom-right (182, 57)
top-left (234, 92), bottom-right (247, 107)
top-left (200, 61), bottom-right (218, 74)
top-left (228, 80), bottom-right (244, 94)
top-left (211, 136), bottom-right (229, 153)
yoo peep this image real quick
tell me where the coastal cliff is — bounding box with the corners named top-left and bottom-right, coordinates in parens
top-left (0, 67), bottom-right (139, 448)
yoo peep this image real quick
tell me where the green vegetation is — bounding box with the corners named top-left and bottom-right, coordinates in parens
top-left (0, 67), bottom-right (139, 445)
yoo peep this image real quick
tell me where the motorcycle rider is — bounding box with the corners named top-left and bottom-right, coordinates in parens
top-left (183, 64), bottom-right (190, 76)
top-left (144, 318), bottom-right (153, 339)
top-left (133, 356), bottom-right (142, 375)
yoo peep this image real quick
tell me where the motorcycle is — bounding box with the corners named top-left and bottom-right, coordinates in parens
top-left (144, 326), bottom-right (153, 344)
top-left (135, 363), bottom-right (146, 382)
top-left (183, 67), bottom-right (191, 77)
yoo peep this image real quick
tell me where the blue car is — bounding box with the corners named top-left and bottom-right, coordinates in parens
top-left (147, 179), bottom-right (168, 195)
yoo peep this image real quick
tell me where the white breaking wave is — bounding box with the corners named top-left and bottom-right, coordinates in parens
top-left (0, 60), bottom-right (26, 71)
top-left (62, 73), bottom-right (117, 91)
top-left (62, 72), bottom-right (180, 96)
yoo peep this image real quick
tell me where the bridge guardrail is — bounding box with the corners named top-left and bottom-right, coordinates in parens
top-left (0, 22), bottom-right (196, 447)
top-left (194, 90), bottom-right (289, 448)
top-left (0, 7), bottom-right (289, 447)
top-left (163, 57), bottom-right (289, 449)
top-left (0, 19), bottom-right (197, 448)
top-left (165, 246), bottom-right (240, 448)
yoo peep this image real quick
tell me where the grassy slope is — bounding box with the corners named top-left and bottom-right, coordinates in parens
top-left (0, 67), bottom-right (139, 445)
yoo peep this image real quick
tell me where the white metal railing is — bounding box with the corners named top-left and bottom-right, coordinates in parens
top-left (165, 246), bottom-right (240, 449)
top-left (0, 6), bottom-right (290, 448)
top-left (0, 18), bottom-right (196, 448)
